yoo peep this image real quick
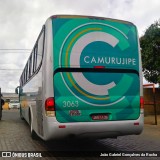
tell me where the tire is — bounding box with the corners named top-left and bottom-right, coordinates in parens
top-left (20, 106), bottom-right (24, 120)
top-left (31, 129), bottom-right (38, 140)
top-left (0, 110), bottom-right (2, 120)
top-left (29, 110), bottom-right (38, 140)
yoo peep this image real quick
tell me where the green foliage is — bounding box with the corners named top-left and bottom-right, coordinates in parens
top-left (140, 20), bottom-right (160, 85)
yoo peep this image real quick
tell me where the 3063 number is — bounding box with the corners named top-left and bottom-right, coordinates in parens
top-left (63, 101), bottom-right (79, 108)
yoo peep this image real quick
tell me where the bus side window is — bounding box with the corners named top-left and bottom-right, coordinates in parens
top-left (19, 26), bottom-right (45, 87)
top-left (25, 63), bottom-right (28, 82)
top-left (22, 73), bottom-right (24, 86)
top-left (30, 51), bottom-right (34, 76)
top-left (28, 55), bottom-right (32, 78)
top-left (27, 62), bottom-right (30, 81)
top-left (36, 30), bottom-right (44, 70)
top-left (33, 45), bottom-right (38, 73)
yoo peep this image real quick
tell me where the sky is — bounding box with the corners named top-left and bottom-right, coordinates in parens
top-left (0, 0), bottom-right (159, 93)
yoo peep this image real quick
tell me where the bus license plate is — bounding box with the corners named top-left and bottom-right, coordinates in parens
top-left (91, 114), bottom-right (108, 120)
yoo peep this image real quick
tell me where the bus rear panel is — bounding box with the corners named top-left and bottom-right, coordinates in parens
top-left (18, 15), bottom-right (143, 141)
top-left (50, 15), bottom-right (143, 139)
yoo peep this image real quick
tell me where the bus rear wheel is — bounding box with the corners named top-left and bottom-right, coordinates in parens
top-left (20, 106), bottom-right (24, 120)
top-left (29, 110), bottom-right (38, 140)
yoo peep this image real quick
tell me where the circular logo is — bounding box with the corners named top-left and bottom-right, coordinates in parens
top-left (59, 22), bottom-right (128, 106)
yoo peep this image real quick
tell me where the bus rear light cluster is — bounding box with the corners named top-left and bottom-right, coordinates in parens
top-left (45, 97), bottom-right (55, 111)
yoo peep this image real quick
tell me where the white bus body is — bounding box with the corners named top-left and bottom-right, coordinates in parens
top-left (16, 15), bottom-right (144, 141)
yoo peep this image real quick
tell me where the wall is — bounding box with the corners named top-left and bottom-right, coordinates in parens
top-left (143, 88), bottom-right (160, 115)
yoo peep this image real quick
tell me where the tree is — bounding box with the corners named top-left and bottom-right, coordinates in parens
top-left (140, 20), bottom-right (160, 86)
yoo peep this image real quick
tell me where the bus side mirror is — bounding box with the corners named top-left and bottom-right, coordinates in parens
top-left (15, 87), bottom-right (19, 94)
top-left (15, 86), bottom-right (23, 94)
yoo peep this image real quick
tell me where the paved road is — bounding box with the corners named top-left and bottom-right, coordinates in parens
top-left (0, 110), bottom-right (160, 160)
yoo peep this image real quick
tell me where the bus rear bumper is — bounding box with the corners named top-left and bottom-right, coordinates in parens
top-left (43, 113), bottom-right (144, 141)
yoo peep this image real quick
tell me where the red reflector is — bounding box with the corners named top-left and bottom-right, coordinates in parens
top-left (45, 97), bottom-right (55, 111)
top-left (94, 66), bottom-right (105, 69)
top-left (140, 97), bottom-right (144, 109)
top-left (134, 122), bottom-right (139, 126)
top-left (59, 125), bottom-right (66, 128)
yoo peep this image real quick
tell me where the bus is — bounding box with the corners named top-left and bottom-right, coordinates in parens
top-left (16, 15), bottom-right (144, 141)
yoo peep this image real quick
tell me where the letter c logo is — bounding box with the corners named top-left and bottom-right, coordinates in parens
top-left (84, 56), bottom-right (90, 63)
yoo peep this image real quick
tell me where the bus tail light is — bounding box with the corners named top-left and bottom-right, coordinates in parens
top-left (140, 97), bottom-right (144, 109)
top-left (45, 97), bottom-right (55, 117)
top-left (45, 97), bottom-right (55, 111)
